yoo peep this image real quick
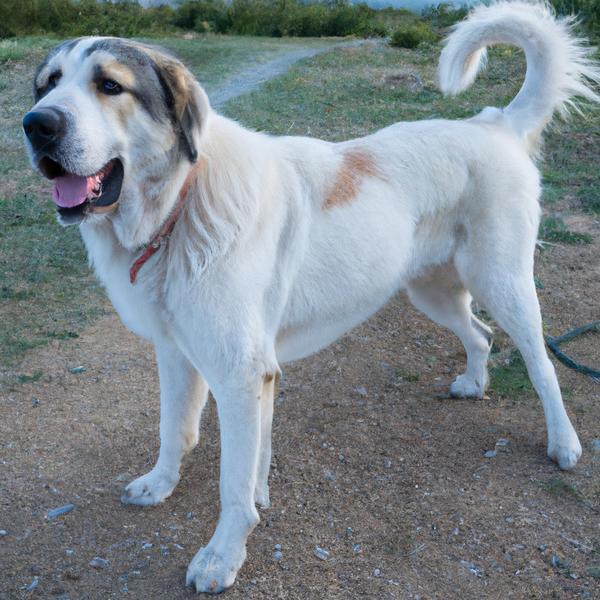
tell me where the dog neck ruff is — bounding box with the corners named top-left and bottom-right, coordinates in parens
top-left (129, 163), bottom-right (199, 284)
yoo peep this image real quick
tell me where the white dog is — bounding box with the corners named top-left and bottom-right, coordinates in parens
top-left (23, 1), bottom-right (599, 592)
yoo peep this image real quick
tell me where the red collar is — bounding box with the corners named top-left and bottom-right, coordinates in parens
top-left (129, 163), bottom-right (199, 284)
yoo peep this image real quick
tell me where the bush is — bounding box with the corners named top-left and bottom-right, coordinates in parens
top-left (173, 0), bottom-right (231, 34)
top-left (390, 22), bottom-right (437, 49)
top-left (421, 3), bottom-right (468, 29)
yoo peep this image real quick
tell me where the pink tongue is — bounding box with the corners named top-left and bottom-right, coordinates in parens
top-left (52, 174), bottom-right (97, 208)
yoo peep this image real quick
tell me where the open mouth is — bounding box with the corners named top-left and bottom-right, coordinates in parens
top-left (38, 156), bottom-right (124, 223)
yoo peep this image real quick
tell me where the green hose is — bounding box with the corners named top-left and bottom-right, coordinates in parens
top-left (546, 321), bottom-right (600, 380)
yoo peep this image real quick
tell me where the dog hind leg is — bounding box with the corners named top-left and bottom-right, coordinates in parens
top-left (408, 263), bottom-right (492, 398)
top-left (456, 241), bottom-right (582, 470)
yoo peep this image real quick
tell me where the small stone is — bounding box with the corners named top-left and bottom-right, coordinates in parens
top-left (484, 450), bottom-right (497, 458)
top-left (550, 554), bottom-right (564, 569)
top-left (592, 439), bottom-right (600, 453)
top-left (173, 543), bottom-right (184, 550)
top-left (538, 544), bottom-right (547, 552)
top-left (496, 438), bottom-right (509, 447)
top-left (186, 511), bottom-right (194, 519)
top-left (25, 577), bottom-right (39, 591)
top-left (323, 469), bottom-right (335, 482)
top-left (69, 366), bottom-right (86, 374)
top-left (274, 550), bottom-right (283, 561)
top-left (568, 572), bottom-right (578, 580)
top-left (384, 459), bottom-right (392, 468)
top-left (47, 503), bottom-right (75, 519)
top-left (65, 549), bottom-right (75, 556)
top-left (353, 543), bottom-right (362, 553)
top-left (0, 530), bottom-right (7, 537)
top-left (452, 527), bottom-right (460, 536)
top-left (313, 545), bottom-right (330, 560)
top-left (31, 398), bottom-right (40, 407)
top-left (141, 542), bottom-right (153, 550)
top-left (274, 544), bottom-right (282, 551)
top-left (89, 557), bottom-right (110, 569)
top-left (346, 527), bottom-right (353, 536)
top-left (460, 560), bottom-right (483, 577)
top-left (373, 568), bottom-right (381, 577)
top-left (354, 386), bottom-right (368, 397)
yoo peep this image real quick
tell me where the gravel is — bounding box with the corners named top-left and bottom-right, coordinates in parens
top-left (47, 504), bottom-right (75, 519)
top-left (89, 557), bottom-right (110, 569)
top-left (313, 545), bottom-right (330, 561)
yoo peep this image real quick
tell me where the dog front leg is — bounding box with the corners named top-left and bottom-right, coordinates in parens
top-left (122, 337), bottom-right (208, 506)
top-left (186, 376), bottom-right (262, 593)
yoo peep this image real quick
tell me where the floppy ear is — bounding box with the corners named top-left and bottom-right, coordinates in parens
top-left (151, 56), bottom-right (209, 163)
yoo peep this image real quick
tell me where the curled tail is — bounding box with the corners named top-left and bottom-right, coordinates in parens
top-left (439, 1), bottom-right (600, 144)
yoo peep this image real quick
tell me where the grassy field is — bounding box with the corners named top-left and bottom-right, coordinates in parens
top-left (0, 33), bottom-right (599, 375)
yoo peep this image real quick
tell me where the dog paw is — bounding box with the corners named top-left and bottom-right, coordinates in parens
top-left (186, 547), bottom-right (244, 594)
top-left (449, 373), bottom-right (487, 399)
top-left (121, 469), bottom-right (179, 506)
top-left (548, 433), bottom-right (582, 470)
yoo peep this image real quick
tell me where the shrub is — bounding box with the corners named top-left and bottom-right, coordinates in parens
top-left (390, 22), bottom-right (437, 49)
top-left (173, 0), bottom-right (231, 34)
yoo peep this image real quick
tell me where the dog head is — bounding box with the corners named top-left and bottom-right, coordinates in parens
top-left (23, 37), bottom-right (209, 229)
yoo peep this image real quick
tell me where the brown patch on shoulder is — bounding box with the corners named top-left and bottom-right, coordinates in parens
top-left (323, 149), bottom-right (382, 210)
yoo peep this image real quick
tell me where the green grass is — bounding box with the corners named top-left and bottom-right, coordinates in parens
top-left (395, 368), bottom-right (420, 382)
top-left (489, 350), bottom-right (534, 399)
top-left (539, 216), bottom-right (593, 245)
top-left (146, 35), bottom-right (339, 96)
top-left (540, 476), bottom-right (585, 502)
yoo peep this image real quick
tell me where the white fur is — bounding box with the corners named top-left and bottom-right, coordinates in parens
top-left (25, 2), bottom-right (600, 593)
top-left (439, 1), bottom-right (600, 141)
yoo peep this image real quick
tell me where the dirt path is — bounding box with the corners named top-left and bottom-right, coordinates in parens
top-left (209, 40), bottom-right (366, 109)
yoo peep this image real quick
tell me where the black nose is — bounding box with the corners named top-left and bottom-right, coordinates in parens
top-left (22, 108), bottom-right (65, 150)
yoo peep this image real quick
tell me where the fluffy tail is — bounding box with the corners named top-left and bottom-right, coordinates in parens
top-left (439, 1), bottom-right (600, 142)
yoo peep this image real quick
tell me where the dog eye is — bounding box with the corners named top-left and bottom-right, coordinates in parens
top-left (100, 79), bottom-right (122, 95)
top-left (48, 70), bottom-right (61, 89)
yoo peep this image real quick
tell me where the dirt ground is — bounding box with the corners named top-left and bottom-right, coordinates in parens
top-left (1, 212), bottom-right (599, 599)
